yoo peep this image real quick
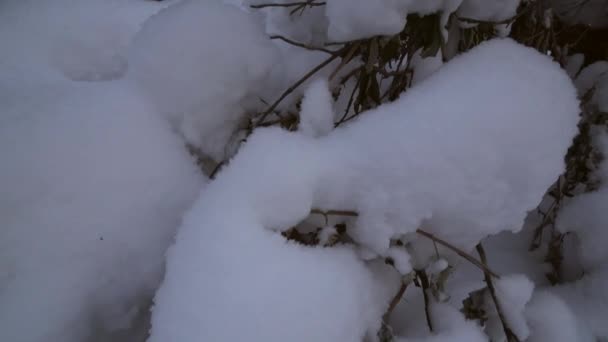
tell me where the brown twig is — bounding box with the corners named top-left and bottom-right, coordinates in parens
top-left (382, 281), bottom-right (408, 323)
top-left (476, 243), bottom-right (519, 342)
top-left (417, 229), bottom-right (500, 278)
top-left (250, 1), bottom-right (325, 9)
top-left (415, 270), bottom-right (434, 332)
top-left (309, 209), bottom-right (500, 278)
top-left (255, 52), bottom-right (341, 126)
top-left (270, 35), bottom-right (337, 55)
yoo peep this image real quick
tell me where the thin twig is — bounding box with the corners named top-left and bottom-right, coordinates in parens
top-left (270, 35), bottom-right (337, 54)
top-left (476, 243), bottom-right (519, 342)
top-left (310, 208), bottom-right (358, 217)
top-left (255, 52), bottom-right (341, 126)
top-left (250, 1), bottom-right (325, 9)
top-left (309, 209), bottom-right (500, 278)
top-left (382, 281), bottom-right (408, 323)
top-left (417, 229), bottom-right (500, 278)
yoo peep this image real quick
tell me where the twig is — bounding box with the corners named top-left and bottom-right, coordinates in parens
top-left (415, 270), bottom-right (434, 332)
top-left (250, 1), bottom-right (325, 9)
top-left (310, 208), bottom-right (358, 217)
top-left (329, 42), bottom-right (361, 80)
top-left (209, 160), bottom-right (225, 179)
top-left (417, 229), bottom-right (500, 278)
top-left (335, 73), bottom-right (361, 127)
top-left (308, 209), bottom-right (500, 278)
top-left (476, 243), bottom-right (519, 342)
top-left (382, 281), bottom-right (408, 323)
top-left (255, 52), bottom-right (341, 125)
top-left (270, 35), bottom-right (337, 54)
top-left (456, 4), bottom-right (531, 26)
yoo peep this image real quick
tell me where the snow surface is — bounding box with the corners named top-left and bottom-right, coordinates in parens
top-left (128, 0), bottom-right (278, 161)
top-left (149, 38), bottom-right (579, 341)
top-left (492, 274), bottom-right (534, 340)
top-left (0, 1), bottom-right (204, 341)
top-left (299, 78), bottom-right (335, 137)
top-left (0, 80), bottom-right (204, 342)
top-left (396, 302), bottom-right (487, 342)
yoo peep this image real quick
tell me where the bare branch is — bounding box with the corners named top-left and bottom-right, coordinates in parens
top-left (270, 35), bottom-right (337, 54)
top-left (250, 1), bottom-right (325, 9)
top-left (476, 243), bottom-right (519, 342)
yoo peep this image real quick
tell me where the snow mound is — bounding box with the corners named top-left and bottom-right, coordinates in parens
top-left (128, 0), bottom-right (278, 161)
top-left (0, 81), bottom-right (203, 342)
top-left (149, 38), bottom-right (579, 341)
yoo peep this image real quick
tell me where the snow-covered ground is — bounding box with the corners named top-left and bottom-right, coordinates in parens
top-left (1, 0), bottom-right (607, 341)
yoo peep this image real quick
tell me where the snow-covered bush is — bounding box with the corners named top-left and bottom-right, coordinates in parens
top-left (1, 0), bottom-right (607, 341)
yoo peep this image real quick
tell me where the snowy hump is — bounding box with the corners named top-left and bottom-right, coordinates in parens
top-left (128, 0), bottom-right (277, 161)
top-left (148, 39), bottom-right (579, 341)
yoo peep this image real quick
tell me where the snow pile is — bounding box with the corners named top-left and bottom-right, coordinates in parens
top-left (396, 302), bottom-right (486, 342)
top-left (524, 290), bottom-right (593, 342)
top-left (0, 82), bottom-right (204, 342)
top-left (325, 0), bottom-right (462, 42)
top-left (575, 61), bottom-right (608, 112)
top-left (554, 132), bottom-right (608, 339)
top-left (457, 0), bottom-right (520, 22)
top-left (149, 39), bottom-right (579, 341)
top-left (0, 0), bottom-right (167, 82)
top-left (316, 38), bottom-right (579, 257)
top-left (148, 129), bottom-right (387, 342)
top-left (128, 0), bottom-right (278, 161)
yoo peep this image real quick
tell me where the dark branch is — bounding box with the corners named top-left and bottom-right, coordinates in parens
top-left (476, 243), bottom-right (519, 342)
top-left (270, 35), bottom-right (337, 54)
top-left (250, 1), bottom-right (325, 9)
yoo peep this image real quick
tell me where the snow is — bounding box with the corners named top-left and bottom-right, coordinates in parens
top-left (148, 129), bottom-right (388, 342)
top-left (552, 132), bottom-right (608, 341)
top-left (325, 0), bottom-right (463, 42)
top-left (0, 0), bottom-right (167, 82)
top-left (387, 247), bottom-right (414, 275)
top-left (128, 0), bottom-right (278, 161)
top-left (299, 78), bottom-right (335, 137)
top-left (0, 0), bottom-right (599, 340)
top-left (0, 1), bottom-right (206, 341)
top-left (492, 274), bottom-right (534, 340)
top-left (525, 290), bottom-right (593, 342)
top-left (0, 81), bottom-right (204, 342)
top-left (149, 38), bottom-right (579, 341)
top-left (396, 302), bottom-right (486, 342)
top-left (457, 0), bottom-right (520, 22)
top-left (551, 0), bottom-right (608, 28)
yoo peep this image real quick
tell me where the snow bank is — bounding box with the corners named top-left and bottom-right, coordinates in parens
top-left (0, 0), bottom-right (166, 82)
top-left (525, 290), bottom-right (593, 342)
top-left (0, 81), bottom-right (203, 342)
top-left (128, 0), bottom-right (278, 161)
top-left (326, 0), bottom-right (462, 42)
top-left (299, 78), bottom-right (335, 137)
top-left (149, 38), bottom-right (579, 341)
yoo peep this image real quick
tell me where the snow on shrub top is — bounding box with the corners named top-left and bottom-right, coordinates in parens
top-left (128, 0), bottom-right (278, 161)
top-left (149, 38), bottom-right (579, 341)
